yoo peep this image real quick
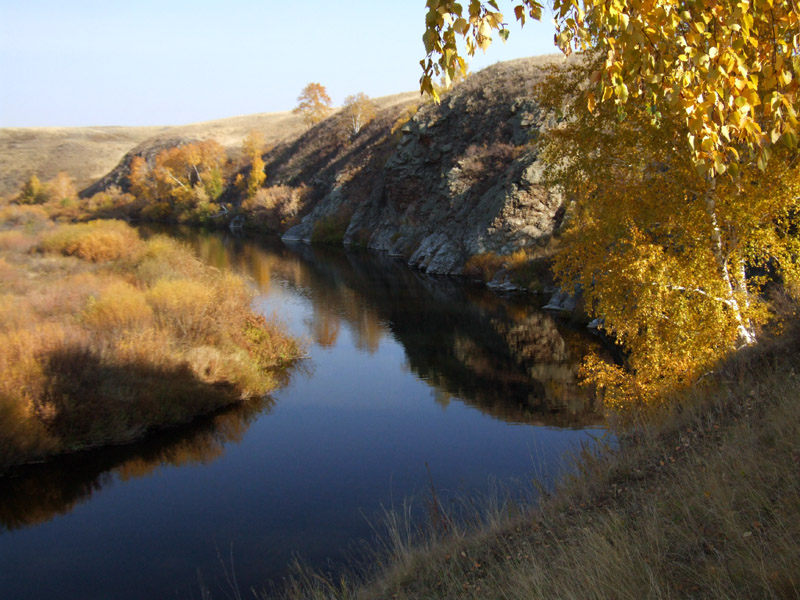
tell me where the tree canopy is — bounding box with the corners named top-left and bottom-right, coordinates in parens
top-left (421, 0), bottom-right (800, 174)
top-left (421, 1), bottom-right (800, 405)
top-left (293, 82), bottom-right (334, 127)
top-left (342, 92), bottom-right (376, 136)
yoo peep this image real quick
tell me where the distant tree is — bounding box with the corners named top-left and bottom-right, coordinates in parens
top-left (153, 140), bottom-right (226, 206)
top-left (48, 171), bottom-right (77, 204)
top-left (127, 141), bottom-right (226, 215)
top-left (293, 83), bottom-right (333, 127)
top-left (342, 93), bottom-right (376, 136)
top-left (128, 156), bottom-right (157, 202)
top-left (17, 174), bottom-right (48, 205)
top-left (241, 130), bottom-right (267, 198)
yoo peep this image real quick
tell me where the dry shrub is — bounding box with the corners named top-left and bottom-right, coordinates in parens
top-left (0, 217), bottom-right (300, 471)
top-left (39, 220), bottom-right (142, 262)
top-left (458, 142), bottom-right (519, 190)
top-left (0, 257), bottom-right (25, 292)
top-left (136, 235), bottom-right (204, 284)
top-left (0, 204), bottom-right (49, 229)
top-left (463, 252), bottom-right (506, 280)
top-left (391, 103), bottom-right (421, 136)
top-left (241, 184), bottom-right (310, 230)
top-left (0, 293), bottom-right (35, 331)
top-left (0, 392), bottom-right (59, 471)
top-left (26, 271), bottom-right (106, 318)
top-left (82, 281), bottom-right (153, 332)
top-left (146, 277), bottom-right (215, 341)
top-left (0, 230), bottom-right (35, 252)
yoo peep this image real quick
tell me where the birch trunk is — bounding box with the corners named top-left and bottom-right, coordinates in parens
top-left (704, 183), bottom-right (756, 346)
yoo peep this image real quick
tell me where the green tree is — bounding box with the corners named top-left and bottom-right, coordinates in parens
top-left (17, 174), bottom-right (48, 205)
top-left (293, 82), bottom-right (333, 127)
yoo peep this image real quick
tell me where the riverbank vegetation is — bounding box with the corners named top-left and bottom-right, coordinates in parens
top-left (0, 206), bottom-right (300, 472)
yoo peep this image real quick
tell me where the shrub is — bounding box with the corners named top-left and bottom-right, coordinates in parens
top-left (39, 220), bottom-right (142, 263)
top-left (0, 230), bottom-right (35, 252)
top-left (241, 185), bottom-right (309, 230)
top-left (463, 251), bottom-right (506, 281)
top-left (458, 142), bottom-right (518, 185)
top-left (146, 278), bottom-right (215, 342)
top-left (0, 204), bottom-right (49, 229)
top-left (82, 281), bottom-right (153, 332)
top-left (136, 235), bottom-right (204, 284)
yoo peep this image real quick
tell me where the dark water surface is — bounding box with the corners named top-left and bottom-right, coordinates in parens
top-left (0, 230), bottom-right (608, 599)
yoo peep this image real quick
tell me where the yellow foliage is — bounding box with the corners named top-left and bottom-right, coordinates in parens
top-left (293, 82), bottom-right (333, 127)
top-left (146, 278), bottom-right (215, 341)
top-left (342, 92), bottom-right (377, 136)
top-left (82, 281), bottom-right (153, 331)
top-left (421, 1), bottom-right (800, 174)
top-left (541, 63), bottom-right (800, 404)
top-left (39, 220), bottom-right (142, 262)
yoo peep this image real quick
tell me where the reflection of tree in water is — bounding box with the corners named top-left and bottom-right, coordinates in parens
top-left (178, 230), bottom-right (605, 428)
top-left (0, 397), bottom-right (272, 532)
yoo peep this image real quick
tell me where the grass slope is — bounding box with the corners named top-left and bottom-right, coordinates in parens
top-left (0, 93), bottom-right (420, 199)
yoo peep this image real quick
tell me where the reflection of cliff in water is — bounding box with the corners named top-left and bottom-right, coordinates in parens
top-left (183, 231), bottom-right (605, 428)
top-left (0, 397), bottom-right (272, 532)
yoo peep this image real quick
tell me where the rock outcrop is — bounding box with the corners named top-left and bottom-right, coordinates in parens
top-left (278, 56), bottom-right (567, 275)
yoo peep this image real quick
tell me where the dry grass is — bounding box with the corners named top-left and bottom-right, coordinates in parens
top-left (38, 219), bottom-right (142, 262)
top-left (0, 92), bottom-right (420, 199)
top-left (269, 328), bottom-right (800, 600)
top-left (463, 244), bottom-right (558, 291)
top-left (0, 218), bottom-right (301, 472)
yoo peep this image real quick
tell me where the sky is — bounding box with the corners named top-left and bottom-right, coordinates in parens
top-left (0, 1), bottom-right (559, 128)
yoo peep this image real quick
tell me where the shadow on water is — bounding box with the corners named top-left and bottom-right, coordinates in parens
top-left (1, 228), bottom-right (607, 583)
top-left (0, 228), bottom-right (604, 598)
top-left (174, 228), bottom-right (607, 428)
top-left (0, 395), bottom-right (274, 533)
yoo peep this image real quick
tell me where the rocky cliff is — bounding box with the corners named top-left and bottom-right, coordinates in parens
top-left (276, 56), bottom-right (566, 275)
top-left (76, 56), bottom-right (568, 277)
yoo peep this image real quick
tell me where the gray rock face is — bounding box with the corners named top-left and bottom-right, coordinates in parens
top-left (283, 57), bottom-right (567, 275)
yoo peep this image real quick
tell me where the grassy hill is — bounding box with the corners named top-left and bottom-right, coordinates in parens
top-left (0, 93), bottom-right (420, 199)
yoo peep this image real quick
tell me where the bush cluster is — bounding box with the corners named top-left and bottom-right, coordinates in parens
top-left (0, 218), bottom-right (300, 471)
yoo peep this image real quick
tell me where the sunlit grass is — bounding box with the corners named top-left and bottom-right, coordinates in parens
top-left (0, 218), bottom-right (301, 471)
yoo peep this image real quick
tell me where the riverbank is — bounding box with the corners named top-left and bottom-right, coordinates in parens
top-left (278, 323), bottom-right (800, 599)
top-left (0, 207), bottom-right (301, 472)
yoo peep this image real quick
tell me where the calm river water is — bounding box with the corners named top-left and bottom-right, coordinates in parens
top-left (0, 230), bottom-right (607, 599)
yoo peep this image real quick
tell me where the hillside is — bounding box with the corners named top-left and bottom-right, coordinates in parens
top-left (0, 110), bottom-right (314, 197)
top-left (4, 56), bottom-right (569, 280)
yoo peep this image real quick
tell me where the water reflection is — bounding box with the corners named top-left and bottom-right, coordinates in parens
top-left (0, 397), bottom-right (272, 532)
top-left (1, 229), bottom-right (609, 600)
top-left (181, 231), bottom-right (605, 428)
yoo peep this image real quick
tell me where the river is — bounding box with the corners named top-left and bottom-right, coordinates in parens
top-left (0, 229), bottom-right (608, 599)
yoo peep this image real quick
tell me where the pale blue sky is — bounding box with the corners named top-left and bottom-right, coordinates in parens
top-left (0, 1), bottom-right (558, 127)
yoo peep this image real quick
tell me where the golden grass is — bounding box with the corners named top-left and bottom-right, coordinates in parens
top-left (38, 219), bottom-right (142, 262)
top-left (0, 218), bottom-right (301, 471)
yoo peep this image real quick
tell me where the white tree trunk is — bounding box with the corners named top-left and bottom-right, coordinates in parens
top-left (704, 185), bottom-right (756, 346)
